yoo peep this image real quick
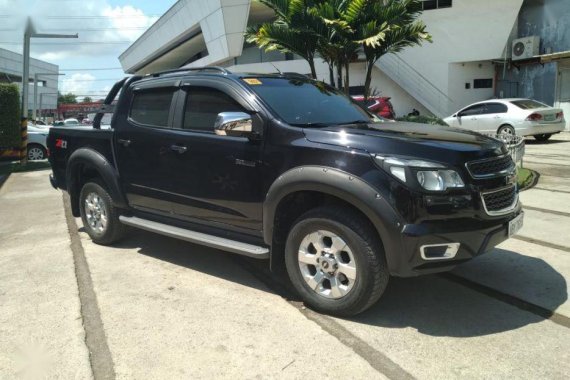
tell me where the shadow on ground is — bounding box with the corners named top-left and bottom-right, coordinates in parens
top-left (105, 229), bottom-right (567, 338)
top-left (524, 137), bottom-right (567, 145)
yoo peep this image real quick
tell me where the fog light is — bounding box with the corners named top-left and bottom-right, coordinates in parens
top-left (420, 243), bottom-right (460, 260)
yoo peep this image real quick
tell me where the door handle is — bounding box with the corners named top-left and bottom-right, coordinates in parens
top-left (117, 138), bottom-right (131, 147)
top-left (169, 144), bottom-right (188, 154)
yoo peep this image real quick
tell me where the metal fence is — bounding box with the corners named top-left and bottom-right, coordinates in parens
top-left (486, 134), bottom-right (526, 166)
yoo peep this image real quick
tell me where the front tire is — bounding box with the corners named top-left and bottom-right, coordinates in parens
top-left (284, 206), bottom-right (389, 316)
top-left (533, 133), bottom-right (552, 141)
top-left (497, 125), bottom-right (516, 139)
top-left (79, 181), bottom-right (125, 245)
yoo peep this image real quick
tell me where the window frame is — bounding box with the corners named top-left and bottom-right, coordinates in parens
top-left (127, 79), bottom-right (179, 129)
top-left (172, 79), bottom-right (259, 135)
top-left (458, 104), bottom-right (485, 117)
top-left (482, 102), bottom-right (508, 115)
top-left (473, 78), bottom-right (493, 89)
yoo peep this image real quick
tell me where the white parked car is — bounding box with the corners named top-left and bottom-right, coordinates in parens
top-left (27, 125), bottom-right (49, 160)
top-left (444, 99), bottom-right (565, 141)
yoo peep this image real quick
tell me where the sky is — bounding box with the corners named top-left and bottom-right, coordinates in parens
top-left (0, 0), bottom-right (177, 101)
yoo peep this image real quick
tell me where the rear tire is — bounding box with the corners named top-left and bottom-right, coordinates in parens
top-left (27, 144), bottom-right (46, 160)
top-left (79, 181), bottom-right (125, 245)
top-left (533, 133), bottom-right (552, 141)
top-left (284, 206), bottom-right (389, 317)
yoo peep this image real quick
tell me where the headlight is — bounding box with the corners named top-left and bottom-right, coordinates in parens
top-left (416, 170), bottom-right (464, 191)
top-left (372, 154), bottom-right (464, 191)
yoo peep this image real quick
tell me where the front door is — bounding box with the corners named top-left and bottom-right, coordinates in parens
top-left (456, 104), bottom-right (485, 132)
top-left (163, 82), bottom-right (265, 232)
top-left (477, 102), bottom-right (509, 134)
top-left (556, 65), bottom-right (570, 131)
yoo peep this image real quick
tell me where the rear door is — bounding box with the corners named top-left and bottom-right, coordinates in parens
top-left (114, 79), bottom-right (179, 214)
top-left (161, 80), bottom-right (265, 232)
top-left (477, 102), bottom-right (509, 134)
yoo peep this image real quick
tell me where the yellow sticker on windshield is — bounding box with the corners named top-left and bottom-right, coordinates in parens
top-left (243, 78), bottom-right (262, 85)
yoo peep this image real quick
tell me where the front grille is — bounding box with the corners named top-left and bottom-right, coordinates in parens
top-left (467, 155), bottom-right (515, 178)
top-left (481, 185), bottom-right (517, 215)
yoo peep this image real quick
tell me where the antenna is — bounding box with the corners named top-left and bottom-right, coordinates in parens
top-left (270, 63), bottom-right (282, 74)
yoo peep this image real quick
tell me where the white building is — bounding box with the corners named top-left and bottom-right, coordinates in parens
top-left (0, 48), bottom-right (59, 115)
top-left (119, 0), bottom-right (569, 128)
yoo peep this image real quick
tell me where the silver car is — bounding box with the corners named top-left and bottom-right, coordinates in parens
top-left (445, 98), bottom-right (565, 141)
top-left (27, 125), bottom-right (49, 160)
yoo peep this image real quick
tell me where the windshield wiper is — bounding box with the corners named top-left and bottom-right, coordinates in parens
top-left (290, 122), bottom-right (331, 128)
top-left (334, 120), bottom-right (372, 126)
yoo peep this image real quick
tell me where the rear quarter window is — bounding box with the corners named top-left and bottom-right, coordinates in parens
top-left (511, 99), bottom-right (548, 110)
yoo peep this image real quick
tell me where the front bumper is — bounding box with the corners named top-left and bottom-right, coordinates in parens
top-left (389, 203), bottom-right (523, 277)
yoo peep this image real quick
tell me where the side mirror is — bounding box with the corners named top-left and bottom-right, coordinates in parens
top-left (214, 112), bottom-right (253, 137)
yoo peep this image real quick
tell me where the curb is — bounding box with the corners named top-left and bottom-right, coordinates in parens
top-left (519, 169), bottom-right (540, 191)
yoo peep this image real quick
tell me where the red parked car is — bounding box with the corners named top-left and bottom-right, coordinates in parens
top-left (352, 95), bottom-right (395, 119)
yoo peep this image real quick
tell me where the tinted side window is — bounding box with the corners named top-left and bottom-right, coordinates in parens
top-left (130, 88), bottom-right (175, 127)
top-left (460, 104), bottom-right (484, 116)
top-left (183, 87), bottom-right (244, 131)
top-left (483, 103), bottom-right (508, 114)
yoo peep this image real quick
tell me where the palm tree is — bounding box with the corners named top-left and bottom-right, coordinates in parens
top-left (361, 0), bottom-right (432, 98)
top-left (311, 0), bottom-right (387, 94)
top-left (245, 0), bottom-right (323, 79)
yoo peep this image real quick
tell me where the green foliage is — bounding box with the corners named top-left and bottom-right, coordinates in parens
top-left (396, 115), bottom-right (448, 126)
top-left (58, 92), bottom-right (77, 104)
top-left (0, 83), bottom-right (21, 148)
top-left (82, 96), bottom-right (93, 103)
top-left (517, 168), bottom-right (536, 190)
top-left (246, 0), bottom-right (432, 95)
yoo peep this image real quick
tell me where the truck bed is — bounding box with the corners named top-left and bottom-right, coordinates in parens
top-left (47, 126), bottom-right (116, 191)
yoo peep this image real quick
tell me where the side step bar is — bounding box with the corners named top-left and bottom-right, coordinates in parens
top-left (119, 216), bottom-right (269, 259)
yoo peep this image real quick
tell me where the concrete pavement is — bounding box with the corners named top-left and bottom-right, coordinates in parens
top-left (1, 133), bottom-right (570, 379)
top-left (0, 172), bottom-right (92, 379)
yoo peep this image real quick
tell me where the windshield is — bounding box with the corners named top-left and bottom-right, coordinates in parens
top-left (511, 99), bottom-right (549, 109)
top-left (245, 77), bottom-right (374, 126)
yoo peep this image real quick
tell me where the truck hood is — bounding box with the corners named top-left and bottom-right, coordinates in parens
top-left (303, 122), bottom-right (507, 166)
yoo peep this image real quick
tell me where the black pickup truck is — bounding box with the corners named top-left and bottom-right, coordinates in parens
top-left (48, 67), bottom-right (523, 316)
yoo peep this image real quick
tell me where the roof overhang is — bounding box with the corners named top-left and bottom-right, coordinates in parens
top-left (119, 0), bottom-right (274, 75)
top-left (540, 50), bottom-right (570, 63)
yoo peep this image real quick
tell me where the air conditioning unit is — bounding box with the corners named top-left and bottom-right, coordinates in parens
top-left (512, 36), bottom-right (540, 61)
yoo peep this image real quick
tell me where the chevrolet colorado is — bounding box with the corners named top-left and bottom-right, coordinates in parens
top-left (48, 67), bottom-right (523, 316)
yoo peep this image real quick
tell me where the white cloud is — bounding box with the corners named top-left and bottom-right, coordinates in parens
top-left (0, 1), bottom-right (159, 66)
top-left (60, 72), bottom-right (96, 94)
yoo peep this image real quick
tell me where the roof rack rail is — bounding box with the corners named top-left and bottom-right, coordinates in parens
top-left (150, 66), bottom-right (231, 77)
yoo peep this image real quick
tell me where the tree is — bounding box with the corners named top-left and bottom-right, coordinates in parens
top-left (57, 91), bottom-right (77, 104)
top-left (245, 0), bottom-right (323, 79)
top-left (360, 0), bottom-right (431, 98)
top-left (0, 84), bottom-right (21, 149)
top-left (82, 96), bottom-right (93, 103)
top-left (245, 0), bottom-right (431, 96)
top-left (312, 0), bottom-right (387, 94)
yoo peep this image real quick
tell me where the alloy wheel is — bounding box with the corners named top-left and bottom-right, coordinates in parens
top-left (84, 192), bottom-right (108, 233)
top-left (297, 230), bottom-right (357, 299)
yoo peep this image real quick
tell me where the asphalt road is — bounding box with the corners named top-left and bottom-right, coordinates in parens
top-left (1, 133), bottom-right (570, 379)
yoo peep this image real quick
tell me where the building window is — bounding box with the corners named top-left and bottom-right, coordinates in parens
top-left (422, 0), bottom-right (452, 10)
top-left (474, 79), bottom-right (493, 89)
